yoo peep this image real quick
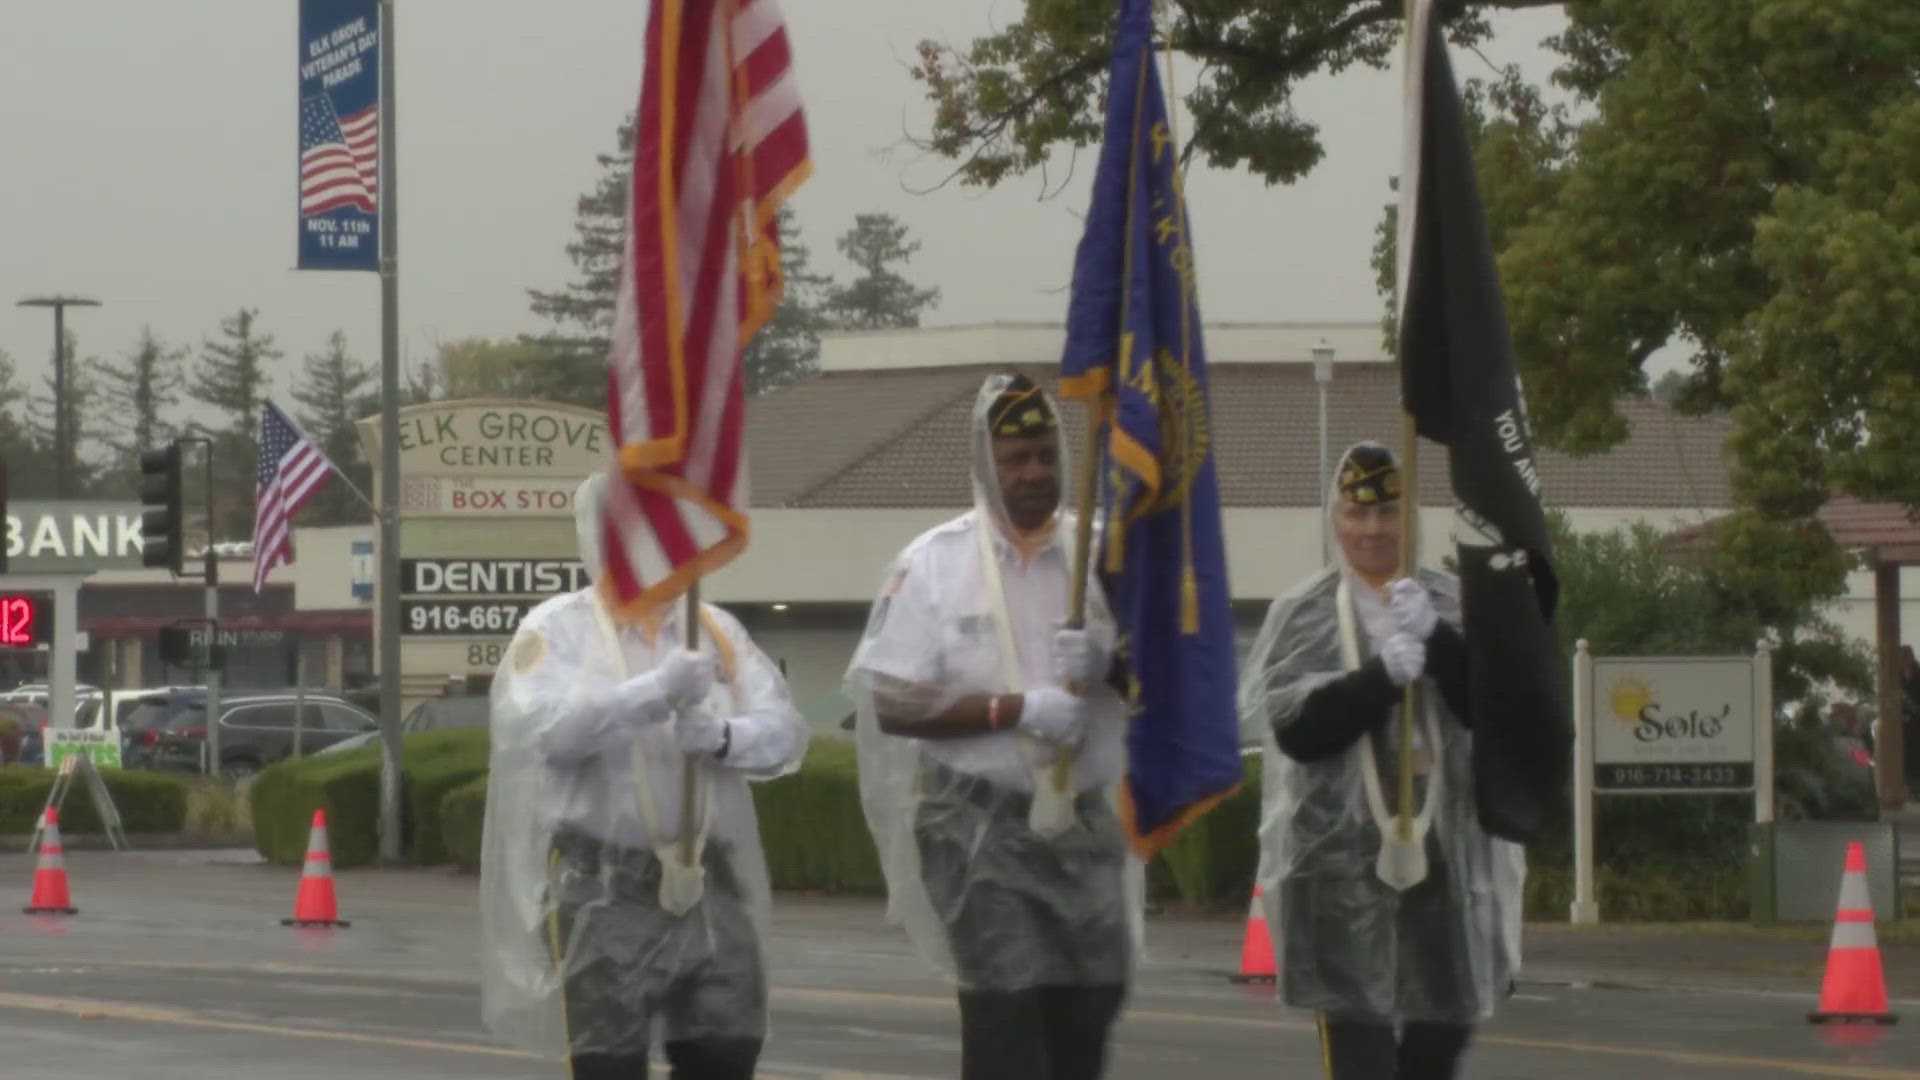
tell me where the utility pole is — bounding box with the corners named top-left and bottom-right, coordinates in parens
top-left (376, 0), bottom-right (404, 863)
top-left (16, 296), bottom-right (101, 500)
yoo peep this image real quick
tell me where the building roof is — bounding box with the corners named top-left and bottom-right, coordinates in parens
top-left (1664, 496), bottom-right (1920, 567)
top-left (745, 360), bottom-right (1734, 511)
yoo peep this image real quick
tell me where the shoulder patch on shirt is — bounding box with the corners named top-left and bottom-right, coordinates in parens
top-left (511, 631), bottom-right (549, 676)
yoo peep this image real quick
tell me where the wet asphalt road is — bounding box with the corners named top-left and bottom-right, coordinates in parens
top-left (0, 849), bottom-right (1912, 1079)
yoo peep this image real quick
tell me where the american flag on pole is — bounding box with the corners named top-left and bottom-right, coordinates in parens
top-left (253, 401), bottom-right (337, 592)
top-left (599, 0), bottom-right (811, 615)
top-left (298, 94), bottom-right (377, 217)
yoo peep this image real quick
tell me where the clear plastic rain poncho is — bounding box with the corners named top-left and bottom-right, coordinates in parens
top-left (1240, 442), bottom-right (1524, 1025)
top-left (845, 372), bottom-right (1143, 992)
top-left (480, 473), bottom-right (810, 1058)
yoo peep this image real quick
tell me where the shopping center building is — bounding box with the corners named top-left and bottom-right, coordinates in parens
top-left (30, 322), bottom-right (1912, 728)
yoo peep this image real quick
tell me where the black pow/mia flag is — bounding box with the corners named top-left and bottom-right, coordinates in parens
top-left (1395, 0), bottom-right (1571, 845)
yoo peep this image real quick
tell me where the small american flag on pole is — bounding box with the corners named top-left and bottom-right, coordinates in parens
top-left (253, 401), bottom-right (336, 592)
top-left (599, 0), bottom-right (811, 615)
top-left (298, 94), bottom-right (377, 216)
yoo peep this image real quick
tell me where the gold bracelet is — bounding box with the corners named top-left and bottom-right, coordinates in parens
top-left (988, 694), bottom-right (1003, 731)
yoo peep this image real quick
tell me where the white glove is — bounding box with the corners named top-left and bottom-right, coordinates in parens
top-left (1387, 577), bottom-right (1439, 640)
top-left (675, 705), bottom-right (729, 758)
top-left (655, 648), bottom-right (716, 710)
top-left (1017, 686), bottom-right (1087, 747)
top-left (1051, 625), bottom-right (1113, 689)
top-left (1380, 632), bottom-right (1426, 687)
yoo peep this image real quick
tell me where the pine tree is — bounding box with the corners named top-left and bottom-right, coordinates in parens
top-left (24, 331), bottom-right (107, 497)
top-left (190, 308), bottom-right (283, 537)
top-left (291, 331), bottom-right (375, 525)
top-left (96, 327), bottom-right (185, 495)
top-left (823, 213), bottom-right (940, 331)
top-left (0, 350), bottom-right (44, 498)
top-left (524, 115), bottom-right (634, 407)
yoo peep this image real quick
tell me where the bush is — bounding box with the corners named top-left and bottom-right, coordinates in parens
top-left (750, 739), bottom-right (885, 892)
top-left (250, 728), bottom-right (488, 869)
top-left (442, 775), bottom-right (487, 872)
top-left (0, 766), bottom-right (190, 834)
top-left (1151, 755), bottom-right (1264, 909)
top-left (428, 739), bottom-right (891, 891)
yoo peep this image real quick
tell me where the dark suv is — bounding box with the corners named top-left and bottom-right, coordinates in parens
top-left (120, 690), bottom-right (379, 777)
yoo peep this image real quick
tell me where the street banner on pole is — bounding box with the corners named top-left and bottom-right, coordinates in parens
top-left (296, 0), bottom-right (380, 271)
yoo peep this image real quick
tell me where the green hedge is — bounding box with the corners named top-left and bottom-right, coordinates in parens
top-left (0, 766), bottom-right (190, 834)
top-left (749, 739), bottom-right (885, 892)
top-left (250, 728), bottom-right (488, 869)
top-left (442, 775), bottom-right (487, 871)
top-left (1152, 755), bottom-right (1264, 907)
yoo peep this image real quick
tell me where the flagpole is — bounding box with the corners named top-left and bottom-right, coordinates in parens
top-left (375, 0), bottom-right (404, 864)
top-left (1397, 414), bottom-right (1418, 845)
top-left (680, 583), bottom-right (700, 869)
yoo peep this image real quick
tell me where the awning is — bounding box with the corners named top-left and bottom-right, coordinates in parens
top-left (80, 610), bottom-right (373, 636)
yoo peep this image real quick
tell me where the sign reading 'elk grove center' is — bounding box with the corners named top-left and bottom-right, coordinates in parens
top-left (358, 400), bottom-right (611, 680)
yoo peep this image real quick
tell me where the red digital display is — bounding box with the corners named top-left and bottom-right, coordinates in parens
top-left (0, 596), bottom-right (39, 647)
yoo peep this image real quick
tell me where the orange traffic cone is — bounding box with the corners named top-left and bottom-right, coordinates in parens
top-left (1808, 841), bottom-right (1895, 1024)
top-left (23, 807), bottom-right (78, 915)
top-left (281, 808), bottom-right (350, 928)
top-left (1227, 885), bottom-right (1277, 984)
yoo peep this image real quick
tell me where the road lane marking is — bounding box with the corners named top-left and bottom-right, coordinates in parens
top-left (5, 965), bottom-right (1912, 1080)
top-left (0, 989), bottom-right (907, 1080)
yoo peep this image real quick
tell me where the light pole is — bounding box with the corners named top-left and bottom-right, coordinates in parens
top-left (16, 296), bottom-right (102, 500)
top-left (1312, 338), bottom-right (1334, 561)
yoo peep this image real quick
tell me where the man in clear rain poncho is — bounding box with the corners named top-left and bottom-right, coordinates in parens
top-left (847, 371), bottom-right (1135, 1080)
top-left (1240, 441), bottom-right (1524, 1080)
top-left (480, 471), bottom-right (810, 1080)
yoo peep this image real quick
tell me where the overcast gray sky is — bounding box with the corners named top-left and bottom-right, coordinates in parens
top-left (0, 1), bottom-right (1568, 408)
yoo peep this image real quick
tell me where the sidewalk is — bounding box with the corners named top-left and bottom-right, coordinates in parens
top-left (1519, 921), bottom-right (1920, 998)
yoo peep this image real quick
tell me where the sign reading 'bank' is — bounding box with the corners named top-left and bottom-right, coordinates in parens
top-left (6, 503), bottom-right (146, 573)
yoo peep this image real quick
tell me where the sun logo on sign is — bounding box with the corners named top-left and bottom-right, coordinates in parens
top-left (1608, 677), bottom-right (1655, 724)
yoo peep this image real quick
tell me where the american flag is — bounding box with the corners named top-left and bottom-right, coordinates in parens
top-left (253, 401), bottom-right (336, 592)
top-left (298, 94), bottom-right (377, 217)
top-left (600, 0), bottom-right (811, 615)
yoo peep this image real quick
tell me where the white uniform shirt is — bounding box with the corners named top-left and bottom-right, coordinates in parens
top-left (513, 592), bottom-right (808, 846)
top-left (853, 511), bottom-right (1127, 793)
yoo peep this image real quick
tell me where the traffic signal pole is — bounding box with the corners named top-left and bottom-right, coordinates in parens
top-left (141, 438), bottom-right (218, 776)
top-left (201, 444), bottom-right (219, 777)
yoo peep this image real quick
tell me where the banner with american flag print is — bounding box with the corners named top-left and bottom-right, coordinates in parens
top-left (599, 0), bottom-right (812, 616)
top-left (253, 401), bottom-right (337, 592)
top-left (296, 0), bottom-right (380, 272)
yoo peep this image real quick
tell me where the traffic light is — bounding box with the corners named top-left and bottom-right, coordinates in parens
top-left (139, 443), bottom-right (184, 573)
top-left (0, 457), bottom-right (9, 575)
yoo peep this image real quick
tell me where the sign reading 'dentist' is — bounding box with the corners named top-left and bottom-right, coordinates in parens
top-left (401, 558), bottom-right (589, 595)
top-left (1591, 656), bottom-right (1757, 792)
top-left (357, 401), bottom-right (610, 481)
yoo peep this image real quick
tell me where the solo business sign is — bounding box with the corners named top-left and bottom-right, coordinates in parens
top-left (1590, 656), bottom-right (1759, 792)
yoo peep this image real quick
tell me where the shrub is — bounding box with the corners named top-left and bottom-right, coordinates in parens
top-left (750, 739), bottom-right (884, 892)
top-left (249, 728), bottom-right (488, 868)
top-left (442, 775), bottom-right (487, 872)
top-left (0, 766), bottom-right (190, 834)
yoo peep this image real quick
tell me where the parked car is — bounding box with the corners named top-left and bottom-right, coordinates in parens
top-left (0, 701), bottom-right (47, 766)
top-left (316, 694), bottom-right (490, 756)
top-left (120, 690), bottom-right (380, 777)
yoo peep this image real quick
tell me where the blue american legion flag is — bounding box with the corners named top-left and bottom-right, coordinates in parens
top-left (299, 94), bottom-right (377, 217)
top-left (253, 401), bottom-right (336, 593)
top-left (1058, 0), bottom-right (1240, 855)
